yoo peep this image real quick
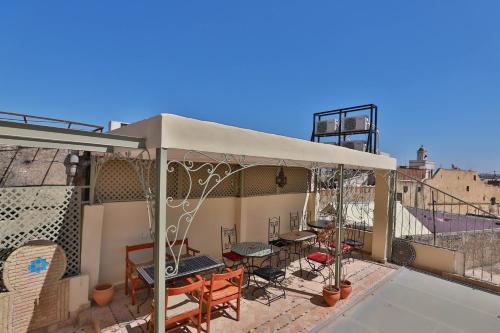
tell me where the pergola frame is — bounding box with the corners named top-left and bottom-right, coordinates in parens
top-left (0, 113), bottom-right (397, 333)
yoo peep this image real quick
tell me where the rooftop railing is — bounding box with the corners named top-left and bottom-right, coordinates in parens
top-left (393, 170), bottom-right (499, 285)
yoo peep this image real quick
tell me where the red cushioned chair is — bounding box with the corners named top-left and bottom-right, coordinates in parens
top-left (220, 225), bottom-right (246, 269)
top-left (305, 251), bottom-right (335, 283)
top-left (328, 241), bottom-right (353, 263)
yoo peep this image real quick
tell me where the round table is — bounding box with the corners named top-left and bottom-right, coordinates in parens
top-left (231, 242), bottom-right (272, 290)
top-left (232, 242), bottom-right (272, 257)
top-left (307, 219), bottom-right (334, 229)
top-left (279, 231), bottom-right (316, 274)
top-left (279, 231), bottom-right (316, 242)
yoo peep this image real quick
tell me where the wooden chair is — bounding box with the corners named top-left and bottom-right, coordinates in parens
top-left (167, 239), bottom-right (200, 260)
top-left (125, 242), bottom-right (154, 305)
top-left (220, 225), bottom-right (245, 268)
top-left (189, 268), bottom-right (244, 333)
top-left (149, 277), bottom-right (204, 333)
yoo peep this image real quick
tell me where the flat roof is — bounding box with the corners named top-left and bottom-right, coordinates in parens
top-left (313, 268), bottom-right (500, 333)
top-left (111, 114), bottom-right (397, 170)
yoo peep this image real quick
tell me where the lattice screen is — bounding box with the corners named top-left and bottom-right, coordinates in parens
top-left (280, 167), bottom-right (310, 194)
top-left (94, 159), bottom-right (178, 203)
top-left (95, 159), bottom-right (309, 201)
top-left (0, 186), bottom-right (81, 290)
top-left (243, 166), bottom-right (278, 196)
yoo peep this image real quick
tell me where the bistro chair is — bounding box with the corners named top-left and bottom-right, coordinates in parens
top-left (125, 242), bottom-right (154, 305)
top-left (288, 212), bottom-right (309, 272)
top-left (305, 251), bottom-right (335, 283)
top-left (268, 217), bottom-right (290, 265)
top-left (299, 210), bottom-right (318, 250)
top-left (289, 212), bottom-right (301, 231)
top-left (252, 251), bottom-right (286, 306)
top-left (220, 225), bottom-right (245, 269)
top-left (149, 277), bottom-right (204, 333)
top-left (343, 220), bottom-right (367, 260)
top-left (166, 238), bottom-right (200, 260)
top-left (189, 268), bottom-right (244, 333)
top-left (328, 241), bottom-right (353, 262)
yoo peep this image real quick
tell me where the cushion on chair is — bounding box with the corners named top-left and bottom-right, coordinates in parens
top-left (344, 239), bottom-right (364, 247)
top-left (328, 242), bottom-right (352, 252)
top-left (222, 251), bottom-right (244, 262)
top-left (307, 252), bottom-right (335, 264)
top-left (203, 280), bottom-right (239, 301)
top-left (166, 293), bottom-right (200, 318)
top-left (254, 266), bottom-right (285, 281)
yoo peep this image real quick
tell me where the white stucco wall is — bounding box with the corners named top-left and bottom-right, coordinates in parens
top-left (94, 193), bottom-right (309, 285)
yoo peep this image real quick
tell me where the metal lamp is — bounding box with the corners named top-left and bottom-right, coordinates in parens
top-left (276, 166), bottom-right (287, 188)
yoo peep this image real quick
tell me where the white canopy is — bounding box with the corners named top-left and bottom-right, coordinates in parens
top-left (111, 114), bottom-right (396, 170)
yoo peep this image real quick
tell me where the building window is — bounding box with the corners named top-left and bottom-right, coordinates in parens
top-left (466, 186), bottom-right (470, 192)
top-left (491, 197), bottom-right (497, 205)
top-left (474, 175), bottom-right (477, 181)
top-left (403, 186), bottom-right (408, 193)
top-left (396, 193), bottom-right (403, 201)
top-left (417, 186), bottom-right (421, 192)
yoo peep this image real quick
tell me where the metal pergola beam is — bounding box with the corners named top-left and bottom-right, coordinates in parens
top-left (0, 120), bottom-right (145, 152)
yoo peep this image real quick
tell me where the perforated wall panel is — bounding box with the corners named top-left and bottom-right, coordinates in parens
top-left (0, 186), bottom-right (81, 290)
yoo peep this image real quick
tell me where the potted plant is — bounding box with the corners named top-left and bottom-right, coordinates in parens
top-left (340, 265), bottom-right (353, 299)
top-left (317, 223), bottom-right (341, 307)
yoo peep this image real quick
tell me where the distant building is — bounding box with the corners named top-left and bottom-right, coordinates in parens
top-left (408, 145), bottom-right (436, 179)
top-left (397, 146), bottom-right (500, 215)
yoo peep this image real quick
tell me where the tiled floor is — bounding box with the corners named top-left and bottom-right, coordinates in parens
top-left (60, 256), bottom-right (397, 333)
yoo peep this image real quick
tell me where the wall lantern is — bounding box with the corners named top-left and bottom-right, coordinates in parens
top-left (68, 153), bottom-right (79, 177)
top-left (276, 166), bottom-right (287, 188)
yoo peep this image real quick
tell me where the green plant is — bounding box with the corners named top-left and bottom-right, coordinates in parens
top-left (317, 221), bottom-right (336, 289)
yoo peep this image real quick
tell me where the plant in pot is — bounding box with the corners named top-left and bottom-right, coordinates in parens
top-left (317, 223), bottom-right (341, 307)
top-left (340, 264), bottom-right (353, 299)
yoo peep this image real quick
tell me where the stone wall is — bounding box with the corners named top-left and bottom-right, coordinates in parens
top-left (0, 146), bottom-right (89, 187)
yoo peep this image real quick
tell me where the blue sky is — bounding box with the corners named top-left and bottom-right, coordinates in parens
top-left (1, 1), bottom-right (499, 171)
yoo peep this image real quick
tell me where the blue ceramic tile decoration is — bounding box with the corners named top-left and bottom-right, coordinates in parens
top-left (29, 257), bottom-right (48, 273)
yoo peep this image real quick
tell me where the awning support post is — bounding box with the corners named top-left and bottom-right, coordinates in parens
top-left (335, 164), bottom-right (344, 288)
top-left (154, 148), bottom-right (167, 333)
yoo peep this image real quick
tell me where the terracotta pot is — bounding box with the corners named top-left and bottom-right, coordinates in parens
top-left (340, 280), bottom-right (352, 299)
top-left (322, 285), bottom-right (340, 307)
top-left (92, 283), bottom-right (114, 306)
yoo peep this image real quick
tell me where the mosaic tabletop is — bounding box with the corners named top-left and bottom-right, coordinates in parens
top-left (232, 242), bottom-right (272, 258)
top-left (279, 230), bottom-right (316, 242)
top-left (136, 255), bottom-right (224, 286)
